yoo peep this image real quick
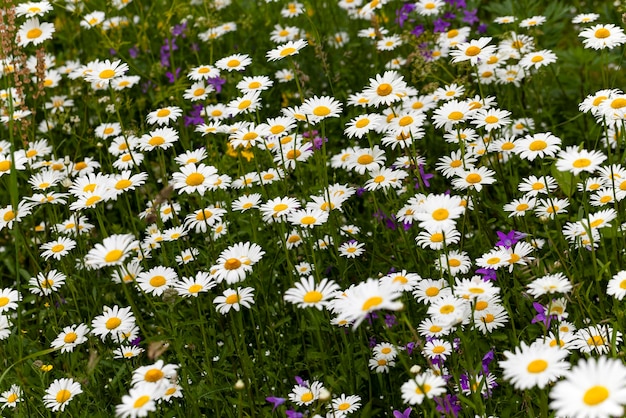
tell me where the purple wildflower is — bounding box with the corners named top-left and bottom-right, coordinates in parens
top-left (435, 394), bottom-right (461, 417)
top-left (266, 396), bottom-right (285, 412)
top-left (396, 3), bottom-right (415, 27)
top-left (531, 302), bottom-right (556, 328)
top-left (128, 46), bottom-right (139, 58)
top-left (285, 410), bottom-right (304, 418)
top-left (393, 407), bottom-right (412, 418)
top-left (416, 164), bottom-right (434, 188)
top-left (463, 9), bottom-right (480, 25)
top-left (495, 230), bottom-right (526, 248)
top-left (165, 68), bottom-right (181, 83)
top-left (172, 22), bottom-right (187, 37)
top-left (478, 23), bottom-right (488, 33)
top-left (482, 350), bottom-right (495, 374)
top-left (184, 104), bottom-right (205, 126)
top-left (207, 77), bottom-right (226, 94)
top-left (433, 18), bottom-right (451, 33)
top-left (410, 24), bottom-right (425, 38)
top-left (385, 314), bottom-right (397, 328)
top-left (476, 267), bottom-right (497, 282)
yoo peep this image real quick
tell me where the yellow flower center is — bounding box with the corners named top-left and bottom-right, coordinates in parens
top-left (3, 210), bottom-right (15, 222)
top-left (64, 332), bottom-right (78, 343)
top-left (362, 296), bottom-right (383, 311)
top-left (301, 392), bottom-right (314, 403)
top-left (583, 385), bottom-right (609, 406)
top-left (303, 290), bottom-right (323, 303)
top-left (286, 149), bottom-right (301, 159)
top-left (415, 384), bottom-right (431, 394)
top-left (357, 154), bottom-right (374, 165)
top-left (439, 304), bottom-right (455, 314)
top-left (104, 249), bottom-right (124, 263)
top-left (448, 111), bottom-right (464, 121)
top-left (529, 140), bottom-right (547, 151)
top-left (526, 359), bottom-right (548, 373)
top-left (7, 393), bottom-right (18, 403)
top-left (99, 69), bottom-right (116, 79)
top-left (227, 59), bottom-right (241, 67)
top-left (0, 297), bottom-right (9, 307)
top-left (300, 216), bottom-right (316, 225)
top-left (376, 83), bottom-right (393, 96)
top-left (313, 106), bottom-right (330, 117)
top-left (27, 28), bottom-right (42, 39)
top-left (238, 99), bottom-right (252, 110)
top-left (225, 293), bottom-right (239, 304)
top-left (85, 195), bottom-right (101, 207)
top-left (611, 98), bottom-right (626, 109)
top-left (56, 389), bottom-right (71, 403)
top-left (115, 179), bottom-right (132, 190)
top-left (105, 317), bottom-right (121, 330)
top-left (475, 300), bottom-right (488, 310)
top-left (485, 115), bottom-right (499, 124)
top-left (280, 47), bottom-right (297, 56)
top-left (465, 45), bottom-right (481, 56)
top-left (466, 173), bottom-right (482, 184)
top-left (148, 136), bottom-right (165, 146)
top-left (193, 88), bottom-right (206, 97)
top-left (595, 28), bottom-right (610, 39)
top-left (432, 208), bottom-right (449, 221)
top-left (185, 172), bottom-right (205, 186)
top-left (449, 259), bottom-right (461, 267)
top-left (133, 395), bottom-right (151, 408)
top-left (149, 275), bottom-right (166, 287)
top-left (447, 29), bottom-right (459, 38)
top-left (145, 369), bottom-right (164, 382)
top-left (224, 258), bottom-right (242, 270)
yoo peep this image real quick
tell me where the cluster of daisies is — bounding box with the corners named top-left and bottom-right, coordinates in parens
top-left (3, 0), bottom-right (626, 416)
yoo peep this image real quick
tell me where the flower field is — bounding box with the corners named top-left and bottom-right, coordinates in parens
top-left (2, 0), bottom-right (626, 416)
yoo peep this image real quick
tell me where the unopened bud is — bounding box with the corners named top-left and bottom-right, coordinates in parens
top-left (318, 387), bottom-right (331, 401)
top-left (234, 379), bottom-right (245, 390)
top-left (410, 365), bottom-right (422, 374)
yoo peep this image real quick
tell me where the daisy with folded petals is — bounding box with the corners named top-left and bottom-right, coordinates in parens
top-left (527, 273), bottom-right (572, 297)
top-left (452, 166), bottom-right (496, 192)
top-left (338, 241), bottom-right (366, 258)
top-left (17, 18), bottom-right (54, 47)
top-left (171, 163), bottom-right (218, 195)
top-left (401, 373), bottom-right (447, 405)
top-left (183, 81), bottom-right (214, 101)
top-left (555, 146), bottom-right (606, 176)
top-left (362, 70), bottom-right (409, 107)
top-left (550, 356), bottom-right (626, 418)
top-left (138, 127), bottom-right (178, 152)
top-left (136, 266), bottom-right (177, 296)
top-left (16, 1), bottom-right (54, 17)
top-left (346, 146), bottom-right (386, 174)
top-left (579, 24), bottom-right (626, 50)
top-left (519, 49), bottom-right (558, 70)
top-left (85, 59), bottom-right (128, 85)
top-left (146, 106), bottom-right (182, 126)
top-left (40, 237), bottom-right (76, 260)
top-left (284, 276), bottom-right (340, 310)
top-left (414, 193), bottom-right (465, 232)
top-left (514, 132), bottom-right (562, 161)
top-left (29, 270), bottom-right (66, 295)
top-left (499, 340), bottom-right (569, 390)
top-left (535, 197), bottom-right (569, 219)
top-left (332, 278), bottom-right (403, 328)
top-left (0, 384), bottom-right (22, 409)
top-left (115, 384), bottom-right (164, 418)
top-left (215, 53), bottom-right (252, 72)
top-left (0, 288), bottom-right (20, 313)
top-left (288, 208), bottom-right (329, 228)
top-left (300, 95), bottom-right (343, 124)
top-left (214, 287), bottom-right (255, 314)
top-left (266, 39), bottom-right (307, 61)
top-left (237, 75), bottom-right (274, 94)
top-left (50, 323), bottom-right (89, 353)
top-left (43, 378), bottom-right (82, 412)
top-left (174, 272), bottom-right (216, 297)
top-left (187, 64), bottom-right (220, 81)
top-left (84, 233), bottom-right (138, 269)
top-left (450, 37), bottom-right (496, 65)
top-left (470, 108), bottom-right (511, 131)
top-left (344, 113), bottom-right (384, 138)
top-left (211, 242), bottom-right (265, 284)
top-left (91, 305), bottom-right (135, 342)
top-left (432, 99), bottom-right (472, 130)
top-left (572, 13), bottom-right (599, 24)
